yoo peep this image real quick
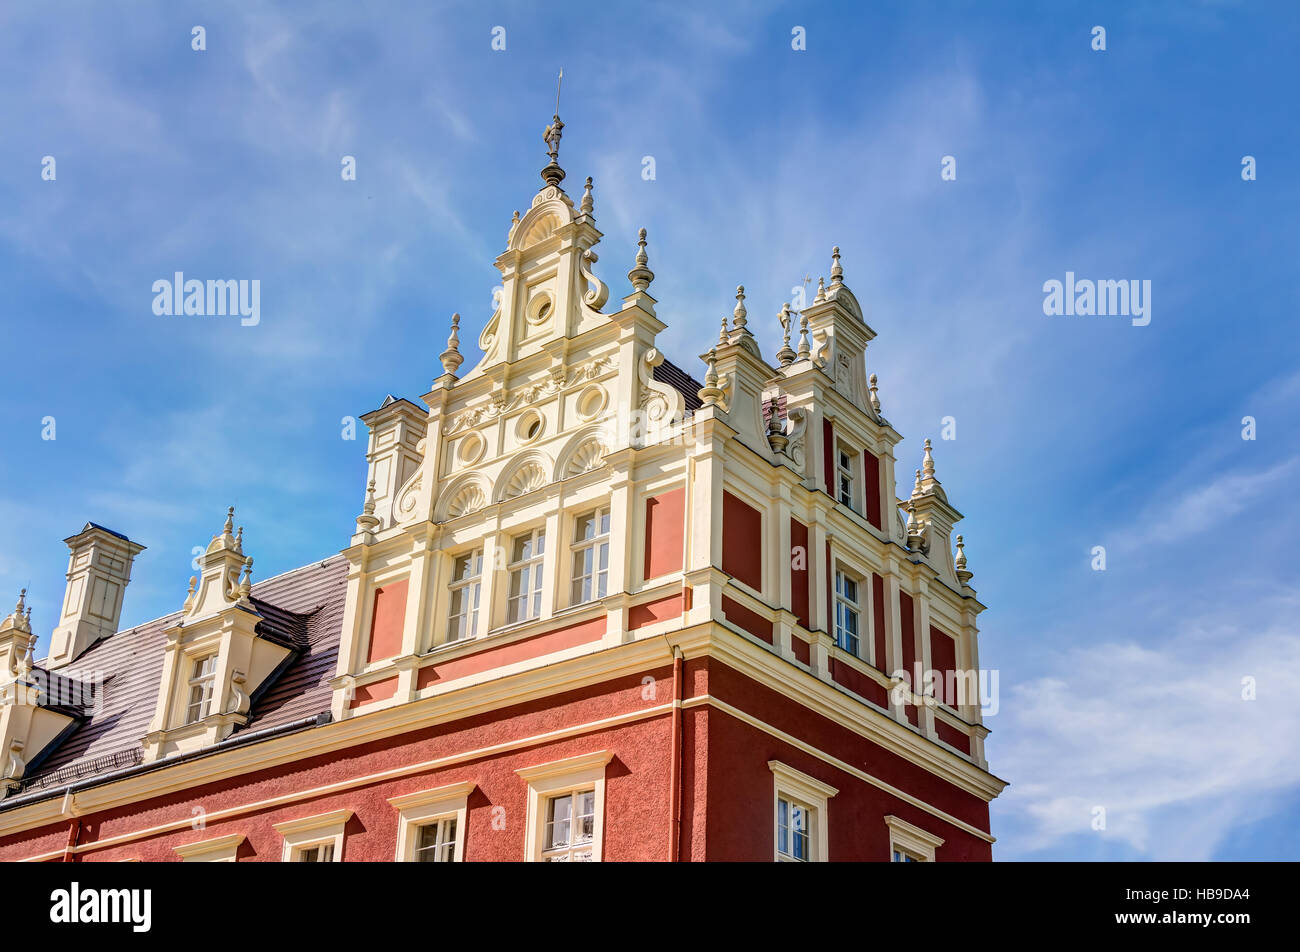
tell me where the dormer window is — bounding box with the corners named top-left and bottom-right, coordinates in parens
top-left (185, 655), bottom-right (217, 724)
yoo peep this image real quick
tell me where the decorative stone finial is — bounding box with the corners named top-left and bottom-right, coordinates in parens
top-left (440, 312), bottom-right (464, 377)
top-left (223, 507), bottom-right (235, 536)
top-left (697, 348), bottom-right (726, 408)
top-left (767, 405), bottom-right (789, 453)
top-left (4, 589), bottom-right (32, 634)
top-left (717, 312), bottom-right (730, 347)
top-left (869, 373), bottom-right (881, 414)
top-left (923, 438), bottom-right (936, 479)
top-left (797, 311), bottom-right (811, 360)
top-left (355, 480), bottom-right (382, 540)
top-left (237, 557), bottom-right (254, 604)
top-left (912, 468), bottom-right (923, 497)
top-left (776, 303), bottom-right (796, 367)
top-left (627, 228), bottom-right (654, 292)
top-left (955, 535), bottom-right (974, 586)
top-left (830, 246), bottom-right (843, 285)
top-left (234, 526), bottom-right (244, 553)
top-left (508, 209), bottom-right (520, 242)
top-left (732, 285), bottom-right (748, 332)
top-left (183, 575), bottom-right (197, 613)
top-left (580, 176), bottom-right (594, 216)
top-left (814, 276), bottom-right (826, 303)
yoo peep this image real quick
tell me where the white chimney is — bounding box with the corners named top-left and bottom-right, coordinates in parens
top-left (46, 523), bottom-right (145, 669)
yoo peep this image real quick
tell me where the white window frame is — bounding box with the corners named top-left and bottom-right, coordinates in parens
top-left (184, 653), bottom-right (217, 724)
top-left (885, 814), bottom-right (945, 862)
top-left (836, 442), bottom-right (857, 509)
top-left (570, 507), bottom-right (611, 606)
top-left (834, 568), bottom-right (862, 657)
top-left (446, 549), bottom-right (483, 643)
top-left (173, 832), bottom-right (244, 862)
top-left (517, 750), bottom-right (613, 862)
top-left (768, 760), bottom-right (838, 862)
top-left (389, 781), bottom-right (474, 862)
top-left (274, 809), bottom-right (353, 862)
top-left (506, 527), bottom-right (547, 625)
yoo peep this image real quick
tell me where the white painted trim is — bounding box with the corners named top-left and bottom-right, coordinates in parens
top-left (769, 760), bottom-right (837, 862)
top-left (273, 808), bottom-right (353, 862)
top-left (517, 750), bottom-right (613, 862)
top-left (389, 781), bottom-right (475, 862)
top-left (173, 832), bottom-right (244, 862)
top-left (885, 814), bottom-right (945, 861)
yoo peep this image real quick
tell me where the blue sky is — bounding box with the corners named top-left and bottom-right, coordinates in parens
top-left (2, 1), bottom-right (1297, 860)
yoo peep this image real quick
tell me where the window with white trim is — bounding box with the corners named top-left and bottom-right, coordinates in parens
top-left (542, 789), bottom-right (597, 862)
top-left (834, 569), bottom-right (861, 656)
top-left (274, 809), bottom-right (352, 863)
top-left (570, 508), bottom-right (610, 605)
top-left (507, 528), bottom-right (546, 624)
top-left (837, 444), bottom-right (856, 508)
top-left (776, 792), bottom-right (814, 862)
top-left (769, 760), bottom-right (838, 862)
top-left (390, 781), bottom-right (474, 862)
top-left (173, 832), bottom-right (244, 862)
top-left (447, 550), bottom-right (483, 642)
top-left (885, 814), bottom-right (944, 862)
top-left (184, 654), bottom-right (217, 724)
top-left (518, 750), bottom-right (613, 862)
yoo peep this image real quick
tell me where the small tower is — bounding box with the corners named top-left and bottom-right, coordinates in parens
top-left (47, 524), bottom-right (146, 668)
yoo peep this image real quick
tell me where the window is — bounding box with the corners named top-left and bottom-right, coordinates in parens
top-left (447, 550), bottom-right (482, 642)
top-left (542, 790), bottom-right (597, 862)
top-left (274, 809), bottom-right (352, 863)
top-left (415, 818), bottom-right (458, 862)
top-left (507, 528), bottom-right (546, 624)
top-left (390, 781), bottom-right (473, 862)
top-left (837, 445), bottom-right (855, 507)
top-left (185, 654), bottom-right (217, 724)
top-left (885, 815), bottom-right (944, 862)
top-left (571, 508), bottom-right (610, 604)
top-left (834, 570), bottom-right (861, 656)
top-left (769, 761), bottom-right (838, 862)
top-left (777, 794), bottom-right (814, 861)
top-left (518, 750), bottom-right (613, 862)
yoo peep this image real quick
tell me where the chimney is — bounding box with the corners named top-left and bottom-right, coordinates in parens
top-left (46, 524), bottom-right (145, 669)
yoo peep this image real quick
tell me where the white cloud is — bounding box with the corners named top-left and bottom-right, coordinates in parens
top-left (995, 600), bottom-right (1300, 859)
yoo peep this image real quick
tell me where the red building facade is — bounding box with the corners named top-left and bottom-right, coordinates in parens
top-left (0, 117), bottom-right (1004, 862)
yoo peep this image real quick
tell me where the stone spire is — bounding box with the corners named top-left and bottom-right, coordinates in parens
top-left (627, 228), bottom-right (654, 292)
top-left (440, 313), bottom-right (464, 377)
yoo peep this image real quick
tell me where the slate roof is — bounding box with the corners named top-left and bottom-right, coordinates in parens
top-left (17, 555), bottom-right (349, 795)
top-left (653, 357), bottom-right (704, 417)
